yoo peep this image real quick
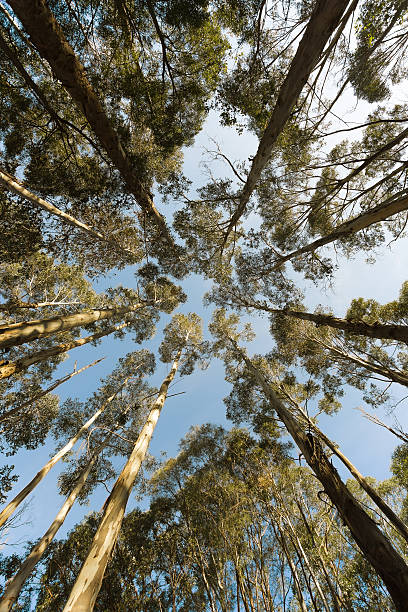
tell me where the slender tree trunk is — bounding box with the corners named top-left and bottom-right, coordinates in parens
top-left (224, 0), bottom-right (351, 240)
top-left (0, 358), bottom-right (103, 423)
top-left (0, 321), bottom-right (130, 380)
top-left (0, 303), bottom-right (146, 350)
top-left (272, 523), bottom-right (308, 612)
top-left (319, 341), bottom-right (408, 387)
top-left (0, 440), bottom-right (106, 611)
top-left (294, 497), bottom-right (346, 612)
top-left (274, 193), bottom-right (408, 267)
top-left (0, 377), bottom-right (131, 529)
top-left (62, 351), bottom-right (182, 612)
top-left (230, 339), bottom-right (408, 611)
top-left (275, 494), bottom-right (331, 612)
top-left (238, 299), bottom-right (408, 345)
top-left (6, 0), bottom-right (172, 243)
top-left (0, 169), bottom-right (136, 258)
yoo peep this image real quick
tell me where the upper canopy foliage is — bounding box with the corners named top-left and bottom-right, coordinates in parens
top-left (1, 0), bottom-right (408, 609)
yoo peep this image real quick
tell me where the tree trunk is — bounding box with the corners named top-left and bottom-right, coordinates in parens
top-left (243, 300), bottom-right (408, 345)
top-left (274, 193), bottom-right (408, 267)
top-left (62, 351), bottom-right (182, 612)
top-left (322, 341), bottom-right (408, 387)
top-left (0, 443), bottom-right (104, 611)
top-left (0, 377), bottom-right (131, 529)
top-left (0, 168), bottom-right (138, 259)
top-left (224, 0), bottom-right (351, 240)
top-left (272, 523), bottom-right (308, 612)
top-left (0, 321), bottom-right (130, 380)
top-left (289, 394), bottom-right (408, 545)
top-left (231, 339), bottom-right (408, 611)
top-left (6, 0), bottom-right (172, 244)
top-left (0, 303), bottom-right (145, 350)
top-left (0, 358), bottom-right (103, 424)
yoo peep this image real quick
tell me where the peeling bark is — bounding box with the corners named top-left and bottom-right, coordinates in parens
top-left (231, 340), bottom-right (408, 611)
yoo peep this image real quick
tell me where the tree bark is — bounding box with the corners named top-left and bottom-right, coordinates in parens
top-left (62, 351), bottom-right (182, 612)
top-left (6, 0), bottom-right (172, 244)
top-left (224, 0), bottom-right (352, 240)
top-left (274, 192), bottom-right (408, 267)
top-left (231, 339), bottom-right (408, 611)
top-left (239, 299), bottom-right (408, 345)
top-left (0, 358), bottom-right (104, 423)
top-left (0, 168), bottom-right (138, 259)
top-left (319, 341), bottom-right (408, 387)
top-left (0, 378), bottom-right (130, 529)
top-left (272, 523), bottom-right (308, 612)
top-left (0, 303), bottom-right (145, 350)
top-left (0, 321), bottom-right (130, 380)
top-left (0, 444), bottom-right (103, 611)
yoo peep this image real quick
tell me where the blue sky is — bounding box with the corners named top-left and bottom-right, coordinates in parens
top-left (1, 98), bottom-right (408, 567)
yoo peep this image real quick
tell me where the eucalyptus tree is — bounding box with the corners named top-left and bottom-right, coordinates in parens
top-left (0, 0), bottom-right (237, 273)
top-left (0, 349), bottom-right (158, 611)
top-left (63, 313), bottom-right (204, 611)
top-left (209, 309), bottom-right (408, 609)
top-left (0, 262), bottom-right (185, 457)
top-left (24, 422), bottom-right (406, 611)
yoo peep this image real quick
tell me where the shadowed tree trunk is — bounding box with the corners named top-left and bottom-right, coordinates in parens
top-left (62, 350), bottom-right (182, 612)
top-left (232, 298), bottom-right (408, 345)
top-left (273, 192), bottom-right (408, 268)
top-left (230, 338), bottom-right (408, 611)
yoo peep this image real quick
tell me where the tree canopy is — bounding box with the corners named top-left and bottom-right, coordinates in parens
top-left (1, 0), bottom-right (408, 609)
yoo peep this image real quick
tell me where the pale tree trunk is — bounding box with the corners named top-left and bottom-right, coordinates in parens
top-left (6, 0), bottom-right (172, 244)
top-left (0, 358), bottom-right (103, 424)
top-left (274, 193), bottom-right (408, 268)
top-left (237, 298), bottom-right (408, 345)
top-left (294, 496), bottom-right (347, 612)
top-left (230, 339), bottom-right (408, 610)
top-left (224, 0), bottom-right (351, 241)
top-left (62, 351), bottom-right (182, 612)
top-left (274, 490), bottom-right (331, 612)
top-left (0, 303), bottom-right (146, 350)
top-left (0, 438), bottom-right (108, 611)
top-left (0, 377), bottom-right (131, 530)
top-left (0, 321), bottom-right (130, 380)
top-left (0, 168), bottom-right (137, 259)
top-left (271, 522), bottom-right (308, 612)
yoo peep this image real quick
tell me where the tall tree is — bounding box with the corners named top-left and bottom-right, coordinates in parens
top-left (62, 313), bottom-right (203, 611)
